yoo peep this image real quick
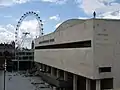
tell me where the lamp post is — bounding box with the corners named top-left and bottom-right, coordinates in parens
top-left (4, 59), bottom-right (6, 90)
top-left (3, 43), bottom-right (7, 90)
top-left (17, 51), bottom-right (19, 71)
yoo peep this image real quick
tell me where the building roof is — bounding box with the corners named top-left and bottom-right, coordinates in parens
top-left (38, 18), bottom-right (120, 38)
top-left (55, 19), bottom-right (85, 32)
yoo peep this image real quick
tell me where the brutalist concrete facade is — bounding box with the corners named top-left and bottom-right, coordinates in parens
top-left (34, 18), bottom-right (120, 90)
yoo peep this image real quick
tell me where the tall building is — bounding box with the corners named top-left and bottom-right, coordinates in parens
top-left (34, 18), bottom-right (120, 90)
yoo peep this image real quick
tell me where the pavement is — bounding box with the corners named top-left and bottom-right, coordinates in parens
top-left (0, 71), bottom-right (52, 90)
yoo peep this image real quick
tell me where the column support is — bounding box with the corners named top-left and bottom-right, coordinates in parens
top-left (73, 74), bottom-right (77, 90)
top-left (86, 79), bottom-right (90, 90)
top-left (56, 69), bottom-right (61, 90)
top-left (49, 66), bottom-right (51, 73)
top-left (40, 63), bottom-right (42, 69)
top-left (38, 63), bottom-right (42, 71)
top-left (42, 64), bottom-right (45, 71)
top-left (63, 71), bottom-right (68, 90)
top-left (46, 65), bottom-right (49, 73)
top-left (64, 71), bottom-right (68, 81)
top-left (51, 67), bottom-right (54, 76)
top-left (96, 80), bottom-right (101, 90)
top-left (57, 69), bottom-right (60, 78)
top-left (53, 87), bottom-right (57, 90)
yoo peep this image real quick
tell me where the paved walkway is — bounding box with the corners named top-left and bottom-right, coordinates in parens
top-left (0, 71), bottom-right (52, 90)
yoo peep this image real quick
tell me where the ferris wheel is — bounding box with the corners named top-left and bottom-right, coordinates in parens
top-left (15, 11), bottom-right (43, 49)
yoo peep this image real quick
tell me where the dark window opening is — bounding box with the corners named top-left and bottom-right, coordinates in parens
top-left (101, 78), bottom-right (113, 89)
top-left (50, 39), bottom-right (54, 42)
top-left (19, 57), bottom-right (22, 60)
top-left (29, 56), bottom-right (33, 59)
top-left (99, 67), bottom-right (111, 73)
top-left (39, 39), bottom-right (54, 44)
top-left (26, 52), bottom-right (32, 55)
top-left (36, 40), bottom-right (91, 49)
top-left (23, 56), bottom-right (28, 60)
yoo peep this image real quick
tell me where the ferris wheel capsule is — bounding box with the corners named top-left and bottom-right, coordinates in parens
top-left (40, 20), bottom-right (42, 22)
top-left (41, 23), bottom-right (43, 26)
top-left (26, 12), bottom-right (29, 14)
top-left (35, 14), bottom-right (38, 16)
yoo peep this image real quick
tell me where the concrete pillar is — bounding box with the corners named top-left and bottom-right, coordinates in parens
top-left (96, 80), bottom-right (101, 90)
top-left (42, 64), bottom-right (45, 71)
top-left (40, 63), bottom-right (42, 69)
top-left (44, 65), bottom-right (47, 72)
top-left (63, 71), bottom-right (68, 90)
top-left (86, 79), bottom-right (90, 90)
top-left (57, 69), bottom-right (60, 78)
top-left (46, 66), bottom-right (49, 73)
top-left (64, 71), bottom-right (68, 81)
top-left (38, 63), bottom-right (42, 71)
top-left (51, 67), bottom-right (54, 76)
top-left (57, 70), bottom-right (63, 90)
top-left (53, 87), bottom-right (57, 90)
top-left (36, 63), bottom-right (39, 71)
top-left (48, 67), bottom-right (51, 73)
top-left (73, 74), bottom-right (77, 90)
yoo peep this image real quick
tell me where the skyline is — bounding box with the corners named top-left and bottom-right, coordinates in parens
top-left (0, 0), bottom-right (120, 43)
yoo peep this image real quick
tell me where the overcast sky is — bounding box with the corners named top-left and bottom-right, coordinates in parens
top-left (0, 0), bottom-right (120, 45)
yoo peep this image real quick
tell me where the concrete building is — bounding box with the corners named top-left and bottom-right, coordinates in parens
top-left (13, 41), bottom-right (34, 71)
top-left (13, 49), bottom-right (34, 71)
top-left (34, 18), bottom-right (120, 90)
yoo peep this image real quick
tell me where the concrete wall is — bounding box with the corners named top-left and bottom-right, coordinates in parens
top-left (112, 20), bottom-right (120, 89)
top-left (93, 19), bottom-right (120, 89)
top-left (93, 19), bottom-right (115, 79)
top-left (35, 19), bottom-right (94, 79)
top-left (35, 19), bottom-right (120, 89)
top-left (35, 48), bottom-right (94, 79)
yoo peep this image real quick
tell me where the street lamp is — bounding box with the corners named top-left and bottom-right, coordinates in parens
top-left (3, 43), bottom-right (7, 90)
top-left (4, 59), bottom-right (6, 90)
